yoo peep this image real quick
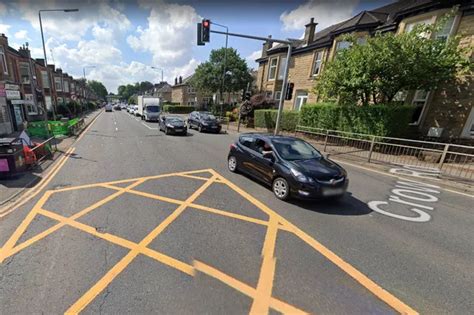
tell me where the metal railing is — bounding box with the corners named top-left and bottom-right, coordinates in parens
top-left (295, 126), bottom-right (474, 182)
top-left (30, 136), bottom-right (57, 165)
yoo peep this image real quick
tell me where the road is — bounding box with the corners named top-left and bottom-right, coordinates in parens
top-left (0, 109), bottom-right (473, 314)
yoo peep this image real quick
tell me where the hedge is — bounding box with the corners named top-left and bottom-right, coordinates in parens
top-left (299, 103), bottom-right (416, 137)
top-left (163, 105), bottom-right (194, 114)
top-left (254, 110), bottom-right (299, 132)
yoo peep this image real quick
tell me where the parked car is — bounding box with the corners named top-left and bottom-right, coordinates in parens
top-left (113, 104), bottom-right (121, 111)
top-left (159, 116), bottom-right (187, 135)
top-left (105, 104), bottom-right (113, 112)
top-left (187, 111), bottom-right (221, 133)
top-left (227, 134), bottom-right (348, 201)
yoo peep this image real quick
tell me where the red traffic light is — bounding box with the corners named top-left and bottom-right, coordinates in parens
top-left (203, 20), bottom-right (209, 28)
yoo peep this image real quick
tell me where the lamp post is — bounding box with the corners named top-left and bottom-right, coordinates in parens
top-left (39, 8), bottom-right (78, 134)
top-left (151, 66), bottom-right (164, 82)
top-left (82, 66), bottom-right (95, 114)
top-left (210, 21), bottom-right (228, 118)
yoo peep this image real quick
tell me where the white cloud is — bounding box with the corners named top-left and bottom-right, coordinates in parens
top-left (246, 50), bottom-right (261, 69)
top-left (0, 24), bottom-right (11, 37)
top-left (127, 1), bottom-right (200, 67)
top-left (14, 29), bottom-right (30, 41)
top-left (16, 0), bottom-right (131, 42)
top-left (280, 0), bottom-right (359, 32)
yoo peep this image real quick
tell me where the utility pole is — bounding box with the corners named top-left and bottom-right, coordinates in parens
top-left (210, 21), bottom-right (229, 118)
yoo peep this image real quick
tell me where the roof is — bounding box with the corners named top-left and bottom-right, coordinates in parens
top-left (173, 74), bottom-right (193, 87)
top-left (257, 0), bottom-right (464, 62)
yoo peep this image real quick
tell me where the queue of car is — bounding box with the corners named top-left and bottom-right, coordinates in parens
top-left (110, 102), bottom-right (348, 201)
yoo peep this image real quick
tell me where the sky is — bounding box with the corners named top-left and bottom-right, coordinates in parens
top-left (0, 0), bottom-right (393, 93)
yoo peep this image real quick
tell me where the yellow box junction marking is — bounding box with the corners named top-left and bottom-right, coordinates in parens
top-left (0, 168), bottom-right (417, 315)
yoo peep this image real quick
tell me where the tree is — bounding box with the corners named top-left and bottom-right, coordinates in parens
top-left (117, 81), bottom-right (154, 101)
top-left (87, 80), bottom-right (108, 100)
top-left (316, 9), bottom-right (472, 105)
top-left (191, 48), bottom-right (253, 102)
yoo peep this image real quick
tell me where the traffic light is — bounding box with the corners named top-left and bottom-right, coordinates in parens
top-left (202, 19), bottom-right (210, 42)
top-left (197, 23), bottom-right (204, 46)
top-left (242, 90), bottom-right (251, 101)
top-left (285, 82), bottom-right (294, 100)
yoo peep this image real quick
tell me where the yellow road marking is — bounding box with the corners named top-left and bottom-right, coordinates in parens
top-left (1, 180), bottom-right (145, 261)
top-left (250, 216), bottom-right (278, 315)
top-left (52, 168), bottom-right (214, 193)
top-left (65, 175), bottom-right (218, 314)
top-left (38, 209), bottom-right (194, 276)
top-left (103, 183), bottom-right (293, 232)
top-left (0, 147), bottom-right (74, 218)
top-left (194, 260), bottom-right (308, 314)
top-left (216, 172), bottom-right (418, 315)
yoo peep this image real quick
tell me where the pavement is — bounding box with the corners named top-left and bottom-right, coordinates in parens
top-left (0, 110), bottom-right (472, 314)
top-left (0, 110), bottom-right (103, 206)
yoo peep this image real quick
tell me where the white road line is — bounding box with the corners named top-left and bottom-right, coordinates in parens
top-left (115, 127), bottom-right (118, 131)
top-left (333, 159), bottom-right (474, 198)
top-left (141, 122), bottom-right (158, 130)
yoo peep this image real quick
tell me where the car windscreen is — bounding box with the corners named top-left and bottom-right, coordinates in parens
top-left (146, 106), bottom-right (160, 112)
top-left (201, 114), bottom-right (216, 120)
top-left (167, 118), bottom-right (183, 123)
top-left (272, 139), bottom-right (322, 161)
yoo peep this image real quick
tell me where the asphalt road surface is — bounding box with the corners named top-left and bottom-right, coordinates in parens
top-left (0, 110), bottom-right (472, 314)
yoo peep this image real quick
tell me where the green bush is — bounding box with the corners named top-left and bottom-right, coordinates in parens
top-left (254, 110), bottom-right (300, 132)
top-left (299, 103), bottom-right (416, 137)
top-left (163, 105), bottom-right (195, 114)
top-left (226, 111), bottom-right (239, 122)
top-left (210, 103), bottom-right (235, 116)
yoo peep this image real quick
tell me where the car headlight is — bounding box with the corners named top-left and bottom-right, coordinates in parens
top-left (201, 121), bottom-right (208, 126)
top-left (166, 124), bottom-right (174, 128)
top-left (290, 168), bottom-right (313, 183)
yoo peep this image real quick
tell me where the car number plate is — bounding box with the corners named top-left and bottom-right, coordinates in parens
top-left (175, 128), bottom-right (183, 132)
top-left (322, 188), bottom-right (345, 196)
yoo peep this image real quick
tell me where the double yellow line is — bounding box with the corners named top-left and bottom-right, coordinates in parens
top-left (0, 110), bottom-right (102, 218)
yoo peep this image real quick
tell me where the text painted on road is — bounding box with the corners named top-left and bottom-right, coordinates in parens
top-left (368, 165), bottom-right (441, 223)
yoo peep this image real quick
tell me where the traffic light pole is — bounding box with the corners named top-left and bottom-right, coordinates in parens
top-left (209, 29), bottom-right (292, 135)
top-left (274, 45), bottom-right (292, 136)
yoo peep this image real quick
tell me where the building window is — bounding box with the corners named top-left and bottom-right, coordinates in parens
top-left (41, 71), bottom-right (50, 88)
top-left (410, 90), bottom-right (430, 125)
top-left (435, 15), bottom-right (455, 41)
top-left (0, 46), bottom-right (7, 74)
top-left (405, 18), bottom-right (433, 38)
top-left (294, 91), bottom-right (308, 111)
top-left (265, 91), bottom-right (273, 99)
top-left (70, 83), bottom-right (75, 92)
top-left (275, 91), bottom-right (281, 101)
top-left (357, 37), bottom-right (367, 45)
top-left (312, 51), bottom-right (323, 76)
top-left (187, 101), bottom-right (195, 106)
top-left (54, 77), bottom-right (62, 91)
top-left (187, 86), bottom-right (195, 93)
top-left (336, 41), bottom-right (351, 51)
top-left (19, 62), bottom-right (30, 84)
top-left (268, 57), bottom-right (278, 80)
top-left (277, 56), bottom-right (287, 80)
top-left (45, 96), bottom-right (52, 111)
top-left (64, 81), bottom-right (69, 93)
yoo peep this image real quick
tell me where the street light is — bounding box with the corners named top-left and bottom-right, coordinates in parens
top-left (83, 65), bottom-right (96, 80)
top-left (151, 66), bottom-right (164, 82)
top-left (38, 8), bottom-right (79, 134)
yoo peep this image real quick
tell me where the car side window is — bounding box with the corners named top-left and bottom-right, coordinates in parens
top-left (239, 136), bottom-right (255, 149)
top-left (254, 139), bottom-right (271, 154)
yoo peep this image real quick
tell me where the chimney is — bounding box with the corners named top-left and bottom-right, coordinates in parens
top-left (36, 58), bottom-right (45, 67)
top-left (261, 35), bottom-right (273, 58)
top-left (174, 77), bottom-right (178, 85)
top-left (179, 76), bottom-right (182, 84)
top-left (304, 18), bottom-right (317, 45)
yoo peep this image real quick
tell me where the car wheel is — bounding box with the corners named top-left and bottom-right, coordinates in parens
top-left (198, 124), bottom-right (203, 132)
top-left (228, 156), bottom-right (238, 172)
top-left (272, 177), bottom-right (290, 201)
top-left (165, 127), bottom-right (169, 135)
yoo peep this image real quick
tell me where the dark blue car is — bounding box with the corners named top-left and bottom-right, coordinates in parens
top-left (227, 133), bottom-right (348, 200)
